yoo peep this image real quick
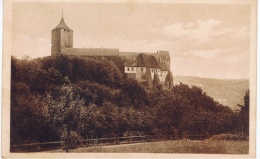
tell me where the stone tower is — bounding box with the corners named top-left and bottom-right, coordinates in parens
top-left (51, 15), bottom-right (73, 56)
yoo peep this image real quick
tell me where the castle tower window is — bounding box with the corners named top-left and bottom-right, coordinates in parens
top-left (127, 67), bottom-right (130, 71)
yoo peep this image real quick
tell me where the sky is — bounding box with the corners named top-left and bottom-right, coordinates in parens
top-left (11, 2), bottom-right (251, 79)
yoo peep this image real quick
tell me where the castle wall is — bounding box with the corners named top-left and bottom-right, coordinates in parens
top-left (135, 67), bottom-right (146, 82)
top-left (158, 70), bottom-right (168, 84)
top-left (148, 68), bottom-right (168, 83)
top-left (149, 68), bottom-right (158, 81)
top-left (51, 29), bottom-right (61, 56)
top-left (51, 29), bottom-right (73, 56)
top-left (60, 29), bottom-right (73, 49)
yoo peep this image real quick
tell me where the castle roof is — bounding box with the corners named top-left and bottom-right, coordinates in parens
top-left (137, 53), bottom-right (161, 69)
top-left (61, 48), bottom-right (120, 56)
top-left (146, 51), bottom-right (170, 60)
top-left (53, 16), bottom-right (72, 30)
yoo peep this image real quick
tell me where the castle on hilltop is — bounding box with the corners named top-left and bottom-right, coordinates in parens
top-left (51, 16), bottom-right (173, 88)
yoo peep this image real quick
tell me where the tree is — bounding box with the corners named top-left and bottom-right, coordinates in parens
top-left (153, 73), bottom-right (162, 90)
top-left (120, 78), bottom-right (149, 108)
top-left (45, 85), bottom-right (85, 152)
top-left (142, 68), bottom-right (152, 88)
top-left (237, 90), bottom-right (249, 136)
top-left (165, 71), bottom-right (173, 89)
top-left (153, 83), bottom-right (236, 139)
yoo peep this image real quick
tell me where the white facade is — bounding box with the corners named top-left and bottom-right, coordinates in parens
top-left (125, 66), bottom-right (137, 73)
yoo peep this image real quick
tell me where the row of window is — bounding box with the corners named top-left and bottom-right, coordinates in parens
top-left (150, 68), bottom-right (167, 74)
top-left (53, 29), bottom-right (70, 32)
top-left (125, 67), bottom-right (167, 74)
top-left (127, 67), bottom-right (135, 71)
top-left (126, 67), bottom-right (143, 72)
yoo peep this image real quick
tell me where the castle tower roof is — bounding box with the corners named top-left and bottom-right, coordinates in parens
top-left (53, 16), bottom-right (72, 30)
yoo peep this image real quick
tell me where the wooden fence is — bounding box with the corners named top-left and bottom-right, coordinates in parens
top-left (10, 135), bottom-right (155, 152)
top-left (10, 134), bottom-right (207, 152)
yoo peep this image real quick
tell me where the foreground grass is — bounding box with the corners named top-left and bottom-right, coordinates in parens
top-left (47, 140), bottom-right (249, 154)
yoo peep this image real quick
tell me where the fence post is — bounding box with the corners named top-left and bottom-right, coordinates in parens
top-left (117, 137), bottom-right (120, 144)
top-left (37, 142), bottom-right (40, 151)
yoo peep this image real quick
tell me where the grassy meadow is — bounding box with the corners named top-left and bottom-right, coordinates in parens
top-left (47, 140), bottom-right (249, 154)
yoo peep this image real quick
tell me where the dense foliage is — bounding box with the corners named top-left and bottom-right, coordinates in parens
top-left (234, 90), bottom-right (249, 136)
top-left (11, 55), bottom-right (248, 147)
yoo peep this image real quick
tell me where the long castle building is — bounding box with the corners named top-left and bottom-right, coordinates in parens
top-left (51, 16), bottom-right (173, 88)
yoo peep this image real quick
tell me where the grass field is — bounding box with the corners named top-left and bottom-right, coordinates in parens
top-left (47, 140), bottom-right (249, 154)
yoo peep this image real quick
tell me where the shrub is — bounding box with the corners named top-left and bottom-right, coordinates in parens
top-left (208, 133), bottom-right (248, 141)
top-left (63, 131), bottom-right (83, 150)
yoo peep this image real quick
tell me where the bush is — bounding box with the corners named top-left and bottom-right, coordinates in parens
top-left (208, 133), bottom-right (248, 141)
top-left (63, 131), bottom-right (83, 150)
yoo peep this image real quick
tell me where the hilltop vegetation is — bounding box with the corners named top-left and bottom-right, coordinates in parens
top-left (11, 56), bottom-right (249, 150)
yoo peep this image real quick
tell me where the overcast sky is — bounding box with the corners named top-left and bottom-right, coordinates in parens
top-left (11, 2), bottom-right (251, 79)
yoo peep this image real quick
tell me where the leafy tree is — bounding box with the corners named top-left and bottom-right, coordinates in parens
top-left (154, 84), bottom-right (236, 138)
top-left (10, 88), bottom-right (58, 144)
top-left (153, 73), bottom-right (162, 90)
top-left (165, 71), bottom-right (173, 89)
top-left (45, 85), bottom-right (85, 152)
top-left (120, 78), bottom-right (149, 108)
top-left (142, 67), bottom-right (152, 88)
top-left (236, 90), bottom-right (249, 136)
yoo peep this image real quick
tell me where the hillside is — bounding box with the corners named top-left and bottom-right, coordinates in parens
top-left (11, 56), bottom-right (248, 148)
top-left (173, 76), bottom-right (249, 110)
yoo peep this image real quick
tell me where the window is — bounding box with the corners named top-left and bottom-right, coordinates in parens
top-left (127, 67), bottom-right (130, 71)
top-left (132, 67), bottom-right (134, 71)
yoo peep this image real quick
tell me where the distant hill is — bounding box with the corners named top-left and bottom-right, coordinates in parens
top-left (173, 76), bottom-right (249, 111)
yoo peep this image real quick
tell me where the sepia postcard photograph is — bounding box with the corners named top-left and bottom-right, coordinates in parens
top-left (2, 0), bottom-right (257, 158)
